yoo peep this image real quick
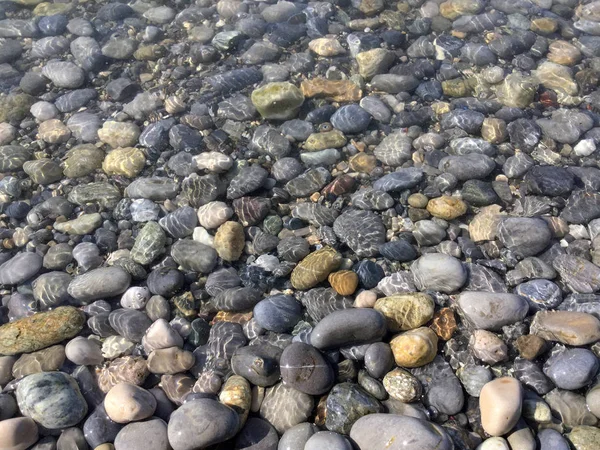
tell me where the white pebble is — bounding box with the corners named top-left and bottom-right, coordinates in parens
top-left (574, 139), bottom-right (596, 157)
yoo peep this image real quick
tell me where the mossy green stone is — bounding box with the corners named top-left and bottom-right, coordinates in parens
top-left (0, 93), bottom-right (34, 123)
top-left (0, 307), bottom-right (85, 356)
top-left (130, 221), bottom-right (166, 265)
top-left (304, 130), bottom-right (347, 151)
top-left (251, 82), bottom-right (304, 120)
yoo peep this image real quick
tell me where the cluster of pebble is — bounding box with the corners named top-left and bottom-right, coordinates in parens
top-left (2, 0), bottom-right (600, 449)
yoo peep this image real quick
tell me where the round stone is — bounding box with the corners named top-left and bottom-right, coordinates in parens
top-left (280, 342), bottom-right (334, 395)
top-left (0, 417), bottom-right (38, 450)
top-left (16, 372), bottom-right (88, 429)
top-left (390, 327), bottom-right (438, 368)
top-left (104, 383), bottom-right (156, 424)
top-left (167, 398), bottom-right (239, 450)
top-left (411, 253), bottom-right (467, 293)
top-left (114, 418), bottom-right (169, 450)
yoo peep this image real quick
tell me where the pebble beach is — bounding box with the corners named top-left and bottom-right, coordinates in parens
top-left (1, 0), bottom-right (600, 449)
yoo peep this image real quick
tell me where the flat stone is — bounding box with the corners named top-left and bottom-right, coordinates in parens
top-left (530, 311), bottom-right (600, 346)
top-left (457, 292), bottom-right (529, 331)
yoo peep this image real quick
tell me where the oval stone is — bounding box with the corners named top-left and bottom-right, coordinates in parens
top-left (280, 342), bottom-right (334, 395)
top-left (310, 309), bottom-right (387, 350)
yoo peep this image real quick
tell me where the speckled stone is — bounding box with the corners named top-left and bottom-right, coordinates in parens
top-left (0, 307), bottom-right (84, 356)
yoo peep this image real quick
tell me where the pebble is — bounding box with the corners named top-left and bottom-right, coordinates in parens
top-left (16, 372), bottom-right (88, 429)
top-left (168, 398), bottom-right (239, 449)
top-left (544, 348), bottom-right (599, 390)
top-left (479, 377), bottom-right (523, 436)
top-left (0, 306), bottom-right (84, 355)
top-left (457, 292), bottom-right (529, 330)
top-left (390, 327), bottom-right (438, 368)
top-left (530, 311), bottom-right (600, 346)
top-left (0, 417), bottom-right (38, 450)
top-left (310, 308), bottom-right (387, 350)
top-left (374, 293), bottom-right (434, 332)
top-left (350, 414), bottom-right (453, 450)
top-left (104, 383), bottom-right (156, 424)
top-left (411, 253), bottom-right (467, 293)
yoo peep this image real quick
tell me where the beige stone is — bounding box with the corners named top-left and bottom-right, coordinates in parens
top-left (104, 382), bottom-right (157, 423)
top-left (38, 119), bottom-right (70, 144)
top-left (383, 368), bottom-right (422, 403)
top-left (476, 437), bottom-right (510, 450)
top-left (534, 61), bottom-right (578, 96)
top-left (586, 384), bottom-right (600, 419)
top-left (426, 195), bottom-right (467, 220)
top-left (481, 118), bottom-right (507, 144)
top-left (530, 311), bottom-right (600, 346)
top-left (301, 79), bottom-right (362, 103)
top-left (567, 426), bottom-right (600, 450)
top-left (469, 330), bottom-right (508, 365)
top-left (479, 377), bottom-right (523, 436)
top-left (12, 344), bottom-right (65, 379)
top-left (390, 327), bottom-right (438, 368)
top-left (469, 205), bottom-right (505, 242)
top-left (147, 347), bottom-right (195, 375)
top-left (374, 293), bottom-right (434, 332)
top-left (548, 41), bottom-right (581, 66)
top-left (304, 130), bottom-right (347, 151)
top-left (219, 375), bottom-right (251, 432)
top-left (354, 290), bottom-right (378, 308)
top-left (356, 49), bottom-right (395, 80)
top-left (308, 37), bottom-right (345, 57)
top-left (102, 147), bottom-right (146, 178)
top-left (213, 221), bottom-right (245, 261)
top-left (0, 417), bottom-right (38, 450)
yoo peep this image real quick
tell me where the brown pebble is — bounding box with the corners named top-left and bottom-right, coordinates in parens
top-left (328, 270), bottom-right (359, 296)
top-left (515, 335), bottom-right (547, 360)
top-left (430, 307), bottom-right (457, 340)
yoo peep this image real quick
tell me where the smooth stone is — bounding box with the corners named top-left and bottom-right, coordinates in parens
top-left (544, 348), bottom-right (598, 390)
top-left (0, 252), bottom-right (42, 285)
top-left (480, 377), bottom-right (523, 436)
top-left (552, 254), bottom-right (600, 294)
top-left (374, 293), bottom-right (434, 332)
top-left (231, 344), bottom-right (281, 387)
top-left (390, 327), bottom-right (438, 368)
top-left (310, 309), bottom-right (386, 350)
top-left (171, 239), bottom-right (217, 273)
top-left (349, 414), bottom-right (453, 450)
top-left (290, 246), bottom-right (341, 290)
top-left (469, 330), bottom-right (508, 365)
top-left (254, 295), bottom-right (302, 333)
top-left (104, 383), bottom-right (156, 424)
top-left (0, 417), bottom-right (38, 450)
top-left (0, 307), bottom-right (84, 356)
top-left (108, 309), bottom-right (152, 343)
top-left (68, 267), bottom-right (131, 303)
top-left (234, 417), bottom-right (279, 449)
top-left (372, 168), bottom-right (424, 192)
top-left (497, 217), bottom-right (551, 257)
top-left (586, 384), bottom-right (600, 419)
top-left (566, 426), bottom-right (600, 450)
top-left (259, 383), bottom-right (313, 434)
top-left (333, 209), bottom-right (386, 257)
top-left (411, 253), bottom-right (467, 293)
top-left (16, 372), bottom-right (88, 429)
top-left (142, 319), bottom-right (183, 353)
top-left (457, 292), bottom-right (529, 331)
top-left (305, 431), bottom-right (352, 450)
top-left (213, 221), bottom-right (245, 261)
top-left (251, 82), bottom-right (304, 120)
top-left (168, 398), bottom-right (239, 450)
top-left (65, 336), bottom-right (104, 366)
top-left (330, 105), bottom-right (372, 134)
top-left (537, 429), bottom-right (570, 450)
top-left (280, 342), bottom-right (333, 395)
top-left (383, 368), bottom-right (422, 402)
top-left (278, 423), bottom-right (319, 450)
top-left (530, 311), bottom-right (600, 345)
top-left (114, 418), bottom-right (169, 450)
top-left (11, 344), bottom-right (65, 378)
